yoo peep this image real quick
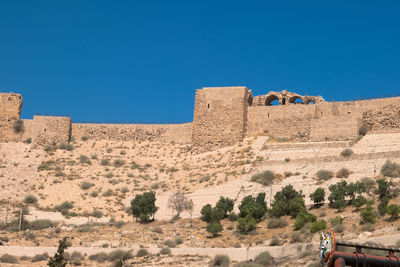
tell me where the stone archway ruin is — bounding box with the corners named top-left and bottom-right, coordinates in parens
top-left (252, 90), bottom-right (325, 106)
top-left (265, 95), bottom-right (279, 106)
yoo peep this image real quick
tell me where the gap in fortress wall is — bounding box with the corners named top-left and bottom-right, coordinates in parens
top-left (1, 88), bottom-right (400, 150)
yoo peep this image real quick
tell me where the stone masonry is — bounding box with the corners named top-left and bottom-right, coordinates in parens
top-left (1, 88), bottom-right (400, 151)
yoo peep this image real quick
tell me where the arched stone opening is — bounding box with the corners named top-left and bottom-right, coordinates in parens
top-left (265, 95), bottom-right (279, 106)
top-left (289, 96), bottom-right (304, 104)
top-left (306, 99), bottom-right (315, 105)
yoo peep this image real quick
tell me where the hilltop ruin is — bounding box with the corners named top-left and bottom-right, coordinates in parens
top-left (1, 87), bottom-right (400, 151)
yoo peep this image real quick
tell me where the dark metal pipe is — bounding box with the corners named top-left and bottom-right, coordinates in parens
top-left (334, 257), bottom-right (346, 267)
top-left (334, 251), bottom-right (400, 266)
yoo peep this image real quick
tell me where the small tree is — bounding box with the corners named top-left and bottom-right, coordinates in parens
top-left (310, 187), bottom-right (325, 207)
top-left (239, 193), bottom-right (267, 221)
top-left (236, 214), bottom-right (257, 234)
top-left (387, 204), bottom-right (400, 221)
top-left (270, 185), bottom-right (305, 218)
top-left (376, 179), bottom-right (391, 199)
top-left (130, 191), bottom-right (158, 223)
top-left (206, 221), bottom-right (223, 237)
top-left (353, 195), bottom-right (367, 210)
top-left (360, 202), bottom-right (376, 224)
top-left (378, 198), bottom-right (389, 216)
top-left (47, 237), bottom-right (69, 267)
top-left (328, 181), bottom-right (347, 211)
top-left (215, 197), bottom-right (234, 218)
top-left (168, 192), bottom-right (193, 218)
top-left (201, 203), bottom-right (224, 238)
top-left (294, 210), bottom-right (316, 230)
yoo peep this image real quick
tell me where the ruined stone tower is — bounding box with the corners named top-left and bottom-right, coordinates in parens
top-left (191, 87), bottom-right (252, 151)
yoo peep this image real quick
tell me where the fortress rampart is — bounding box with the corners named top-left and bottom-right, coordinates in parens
top-left (1, 87), bottom-right (400, 150)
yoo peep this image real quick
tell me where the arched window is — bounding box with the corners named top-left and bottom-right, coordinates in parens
top-left (265, 95), bottom-right (279, 106)
top-left (289, 96), bottom-right (304, 104)
top-left (306, 100), bottom-right (315, 105)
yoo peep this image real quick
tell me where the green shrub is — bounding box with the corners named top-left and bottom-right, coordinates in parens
top-left (130, 191), bottom-right (158, 223)
top-left (228, 213), bottom-right (238, 221)
top-left (360, 203), bottom-right (376, 224)
top-left (100, 159), bottom-right (110, 166)
top-left (163, 239), bottom-right (176, 248)
top-left (201, 204), bottom-right (224, 223)
top-left (378, 198), bottom-right (389, 216)
top-left (333, 223), bottom-right (345, 233)
top-left (108, 250), bottom-right (133, 261)
top-left (216, 197), bottom-right (234, 218)
top-left (270, 185), bottom-right (305, 218)
top-left (239, 193), bottom-right (267, 221)
top-left (175, 237), bottom-right (183, 245)
top-left (207, 221), bottom-right (223, 237)
top-left (340, 148), bottom-right (354, 157)
top-left (0, 253), bottom-right (18, 263)
top-left (310, 219), bottom-right (326, 233)
top-left (24, 194), bottom-right (38, 204)
top-left (80, 181), bottom-right (93, 190)
top-left (91, 209), bottom-right (103, 218)
top-left (359, 125), bottom-right (368, 136)
top-left (102, 189), bottom-right (113, 197)
top-left (113, 159), bottom-right (125, 167)
top-left (330, 216), bottom-right (343, 226)
top-left (251, 170), bottom-right (275, 186)
top-left (381, 161), bottom-right (400, 178)
top-left (135, 248), bottom-right (148, 257)
top-left (361, 177), bottom-right (375, 195)
top-left (160, 247), bottom-right (171, 255)
top-left (211, 254), bottom-right (230, 267)
top-left (59, 143), bottom-right (74, 151)
top-left (54, 201), bottom-right (74, 215)
top-left (336, 168), bottom-right (350, 178)
top-left (290, 231), bottom-right (304, 243)
top-left (294, 210), bottom-right (317, 230)
top-left (309, 188), bottom-right (325, 206)
top-left (236, 215), bottom-right (257, 234)
top-left (32, 252), bottom-right (49, 262)
top-left (316, 170), bottom-right (333, 180)
top-left (89, 252), bottom-right (108, 263)
top-left (328, 181), bottom-right (348, 211)
top-left (13, 119), bottom-right (24, 133)
top-left (270, 236), bottom-right (280, 246)
top-left (29, 219), bottom-right (56, 230)
top-left (254, 251), bottom-right (272, 266)
top-left (376, 179), bottom-right (391, 199)
top-left (387, 204), bottom-right (400, 221)
top-left (353, 195), bottom-right (367, 210)
top-left (267, 217), bottom-right (288, 229)
top-left (79, 155), bottom-right (91, 164)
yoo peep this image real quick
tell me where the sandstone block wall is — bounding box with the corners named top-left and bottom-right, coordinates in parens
top-left (71, 123), bottom-right (192, 143)
top-left (0, 93), bottom-right (23, 141)
top-left (191, 87), bottom-right (251, 151)
top-left (247, 105), bottom-right (314, 140)
top-left (31, 116), bottom-right (72, 146)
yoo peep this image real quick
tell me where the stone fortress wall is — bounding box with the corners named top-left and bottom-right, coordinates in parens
top-left (1, 87), bottom-right (400, 150)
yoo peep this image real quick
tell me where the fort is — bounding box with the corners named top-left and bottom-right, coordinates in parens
top-left (1, 87), bottom-right (400, 151)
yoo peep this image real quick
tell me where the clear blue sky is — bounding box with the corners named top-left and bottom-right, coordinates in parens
top-left (0, 1), bottom-right (399, 123)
